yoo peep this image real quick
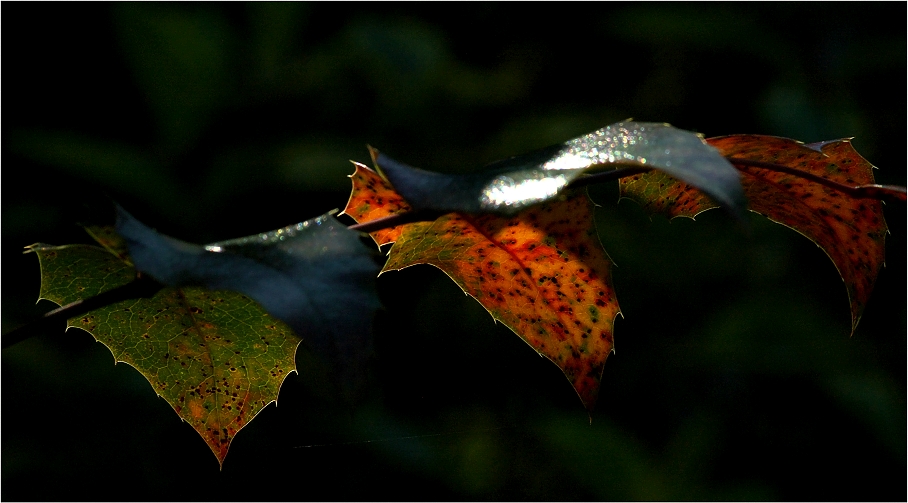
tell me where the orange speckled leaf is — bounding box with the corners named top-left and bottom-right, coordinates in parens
top-left (341, 161), bottom-right (412, 246)
top-left (620, 135), bottom-right (888, 333)
top-left (345, 164), bottom-right (619, 411)
top-left (385, 196), bottom-right (620, 411)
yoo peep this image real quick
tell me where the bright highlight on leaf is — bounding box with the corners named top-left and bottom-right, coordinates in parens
top-left (371, 121), bottom-right (745, 217)
top-left (344, 163), bottom-right (620, 411)
top-left (620, 135), bottom-right (889, 333)
top-left (13, 122), bottom-right (904, 472)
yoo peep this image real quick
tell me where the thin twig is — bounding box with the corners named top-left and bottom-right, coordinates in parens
top-left (728, 157), bottom-right (908, 203)
top-left (565, 166), bottom-right (652, 188)
top-left (2, 273), bottom-right (163, 349)
top-left (4, 158), bottom-right (905, 349)
top-left (347, 209), bottom-right (445, 233)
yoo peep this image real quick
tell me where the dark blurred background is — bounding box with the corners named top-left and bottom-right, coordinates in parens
top-left (2, 3), bottom-right (905, 501)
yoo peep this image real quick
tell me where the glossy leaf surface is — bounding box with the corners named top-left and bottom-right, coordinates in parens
top-left (345, 163), bottom-right (620, 411)
top-left (372, 121), bottom-right (745, 216)
top-left (27, 242), bottom-right (300, 467)
top-left (620, 135), bottom-right (888, 332)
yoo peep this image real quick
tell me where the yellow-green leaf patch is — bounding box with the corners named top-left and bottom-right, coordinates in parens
top-left (27, 243), bottom-right (299, 467)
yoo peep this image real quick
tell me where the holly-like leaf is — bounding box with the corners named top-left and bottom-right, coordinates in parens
top-left (27, 242), bottom-right (300, 467)
top-left (28, 209), bottom-right (381, 466)
top-left (343, 164), bottom-right (415, 246)
top-left (115, 207), bottom-right (382, 403)
top-left (344, 163), bottom-right (620, 411)
top-left (372, 121), bottom-right (746, 217)
top-left (619, 135), bottom-right (890, 333)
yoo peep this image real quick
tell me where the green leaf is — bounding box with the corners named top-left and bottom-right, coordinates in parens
top-left (371, 121), bottom-right (745, 216)
top-left (115, 206), bottom-right (382, 403)
top-left (27, 242), bottom-right (300, 468)
top-left (29, 208), bottom-right (381, 466)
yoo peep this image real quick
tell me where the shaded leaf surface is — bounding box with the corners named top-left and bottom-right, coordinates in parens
top-left (373, 121), bottom-right (745, 217)
top-left (29, 209), bottom-right (381, 466)
top-left (27, 243), bottom-right (300, 467)
top-left (116, 207), bottom-right (382, 403)
top-left (344, 163), bottom-right (620, 411)
top-left (619, 135), bottom-right (888, 332)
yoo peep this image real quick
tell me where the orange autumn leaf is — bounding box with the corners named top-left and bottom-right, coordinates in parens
top-left (343, 161), bottom-right (413, 246)
top-left (343, 163), bottom-right (619, 411)
top-left (619, 135), bottom-right (888, 333)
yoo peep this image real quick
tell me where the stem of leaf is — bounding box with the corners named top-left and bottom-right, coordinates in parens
top-left (565, 166), bottom-right (653, 188)
top-left (347, 209), bottom-right (446, 234)
top-left (728, 158), bottom-right (908, 203)
top-left (1, 273), bottom-right (163, 349)
top-left (346, 159), bottom-right (906, 232)
top-left (3, 158), bottom-right (905, 349)
top-left (345, 166), bottom-right (653, 232)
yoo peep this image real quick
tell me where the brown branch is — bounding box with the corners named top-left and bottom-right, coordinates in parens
top-left (5, 157), bottom-right (904, 349)
top-left (564, 166), bottom-right (653, 188)
top-left (347, 209), bottom-right (445, 233)
top-left (2, 273), bottom-right (163, 349)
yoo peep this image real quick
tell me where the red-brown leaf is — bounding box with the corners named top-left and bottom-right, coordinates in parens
top-left (619, 135), bottom-right (888, 333)
top-left (342, 162), bottom-right (413, 246)
top-left (344, 163), bottom-right (620, 411)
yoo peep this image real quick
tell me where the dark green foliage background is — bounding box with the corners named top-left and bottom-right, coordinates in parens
top-left (3, 3), bottom-right (905, 500)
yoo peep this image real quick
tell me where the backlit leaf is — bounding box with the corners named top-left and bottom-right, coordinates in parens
top-left (372, 121), bottom-right (745, 217)
top-left (344, 163), bottom-right (620, 411)
top-left (27, 242), bottom-right (300, 467)
top-left (343, 162), bottom-right (414, 246)
top-left (116, 207), bottom-right (382, 403)
top-left (619, 135), bottom-right (888, 333)
top-left (28, 208), bottom-right (381, 466)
